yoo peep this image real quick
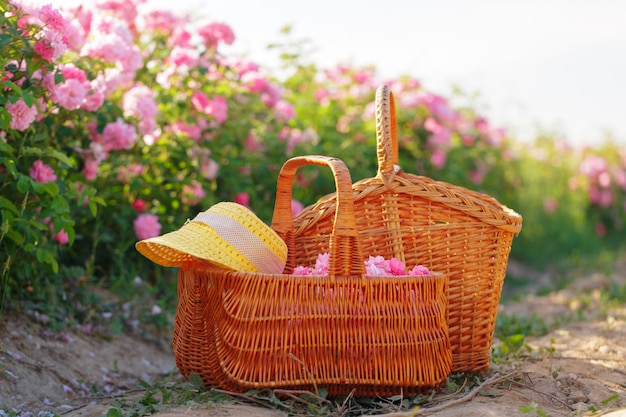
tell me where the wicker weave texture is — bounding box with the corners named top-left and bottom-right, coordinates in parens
top-left (287, 86), bottom-right (522, 372)
top-left (208, 269), bottom-right (450, 397)
top-left (172, 156), bottom-right (452, 397)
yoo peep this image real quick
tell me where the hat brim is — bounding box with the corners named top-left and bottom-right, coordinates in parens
top-left (135, 221), bottom-right (259, 271)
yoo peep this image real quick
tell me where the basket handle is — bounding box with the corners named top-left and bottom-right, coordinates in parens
top-left (271, 155), bottom-right (366, 278)
top-left (375, 85), bottom-right (400, 187)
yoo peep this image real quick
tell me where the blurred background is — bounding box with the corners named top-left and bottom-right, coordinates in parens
top-left (37, 0), bottom-right (626, 147)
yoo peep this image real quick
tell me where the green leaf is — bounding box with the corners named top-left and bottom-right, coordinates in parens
top-left (139, 389), bottom-right (159, 406)
top-left (601, 394), bottom-right (619, 405)
top-left (49, 150), bottom-right (73, 167)
top-left (31, 180), bottom-right (45, 195)
top-left (17, 176), bottom-right (30, 193)
top-left (0, 33), bottom-right (11, 47)
top-left (36, 248), bottom-right (50, 263)
top-left (43, 182), bottom-right (60, 197)
top-left (51, 195), bottom-right (69, 214)
top-left (0, 197), bottom-right (19, 216)
top-left (0, 140), bottom-right (13, 155)
top-left (188, 373), bottom-right (207, 391)
top-left (49, 257), bottom-right (59, 274)
top-left (22, 92), bottom-right (36, 108)
top-left (105, 408), bottom-right (123, 417)
top-left (88, 200), bottom-right (98, 217)
top-left (0, 109), bottom-right (11, 130)
top-left (65, 225), bottom-right (75, 245)
top-left (4, 228), bottom-right (24, 245)
top-left (1, 80), bottom-right (22, 95)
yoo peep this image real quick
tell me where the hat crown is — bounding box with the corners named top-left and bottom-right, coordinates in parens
top-left (136, 202), bottom-right (287, 273)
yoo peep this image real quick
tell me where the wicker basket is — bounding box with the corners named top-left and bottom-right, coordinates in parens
top-left (173, 156), bottom-right (452, 397)
top-left (288, 86), bottom-right (523, 372)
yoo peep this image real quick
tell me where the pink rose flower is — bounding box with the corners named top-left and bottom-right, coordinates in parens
top-left (33, 29), bottom-right (67, 62)
top-left (234, 192), bottom-right (250, 207)
top-left (313, 252), bottom-right (330, 275)
top-left (144, 10), bottom-right (181, 32)
top-left (29, 160), bottom-right (57, 183)
top-left (201, 158), bottom-right (219, 180)
top-left (134, 214), bottom-right (162, 240)
top-left (55, 78), bottom-right (87, 110)
top-left (208, 95), bottom-right (228, 124)
top-left (123, 85), bottom-right (157, 134)
top-left (117, 163), bottom-right (144, 183)
top-left (191, 91), bottom-right (211, 113)
top-left (81, 87), bottom-right (105, 112)
top-left (82, 157), bottom-right (100, 181)
top-left (102, 118), bottom-right (138, 151)
top-left (132, 199), bottom-right (146, 213)
top-left (53, 229), bottom-right (69, 245)
top-left (291, 199), bottom-right (304, 217)
top-left (274, 100), bottom-right (296, 122)
top-left (82, 32), bottom-right (128, 63)
top-left (181, 180), bottom-right (205, 206)
top-left (191, 94), bottom-right (228, 124)
top-left (42, 72), bottom-right (60, 102)
top-left (170, 122), bottom-right (202, 141)
top-left (408, 265), bottom-right (430, 276)
top-left (7, 98), bottom-right (38, 131)
top-left (293, 266), bottom-right (312, 276)
top-left (261, 83), bottom-right (281, 107)
top-left (61, 64), bottom-right (88, 83)
top-left (38, 4), bottom-right (67, 32)
top-left (365, 255), bottom-right (391, 276)
top-left (388, 257), bottom-right (406, 276)
top-left (197, 21), bottom-right (234, 48)
top-left (430, 148), bottom-right (447, 169)
top-left (96, 0), bottom-right (138, 28)
top-left (241, 71), bottom-right (268, 93)
top-left (579, 155), bottom-right (608, 179)
top-left (167, 46), bottom-right (199, 67)
top-left (219, 56), bottom-right (259, 75)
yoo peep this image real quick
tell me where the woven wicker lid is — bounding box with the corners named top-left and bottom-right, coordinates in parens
top-left (136, 202), bottom-right (288, 273)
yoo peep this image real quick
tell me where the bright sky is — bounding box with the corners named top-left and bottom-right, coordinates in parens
top-left (34, 0), bottom-right (626, 146)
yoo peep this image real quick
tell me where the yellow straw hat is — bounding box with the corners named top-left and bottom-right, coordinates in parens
top-left (135, 202), bottom-right (287, 274)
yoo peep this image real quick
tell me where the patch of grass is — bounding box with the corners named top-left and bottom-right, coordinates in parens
top-left (94, 372), bottom-right (505, 417)
top-left (495, 313), bottom-right (552, 339)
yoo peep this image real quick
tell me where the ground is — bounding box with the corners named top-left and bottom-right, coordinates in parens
top-left (1, 260), bottom-right (625, 417)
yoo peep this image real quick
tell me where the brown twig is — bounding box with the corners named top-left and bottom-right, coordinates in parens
top-left (272, 388), bottom-right (333, 406)
top-left (210, 388), bottom-right (276, 409)
top-left (502, 373), bottom-right (574, 411)
top-left (364, 372), bottom-right (511, 417)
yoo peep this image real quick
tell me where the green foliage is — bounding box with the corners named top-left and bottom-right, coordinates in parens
top-left (519, 402), bottom-right (548, 417)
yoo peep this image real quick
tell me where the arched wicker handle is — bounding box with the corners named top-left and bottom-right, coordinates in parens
top-left (376, 85), bottom-right (400, 187)
top-left (271, 155), bottom-right (366, 278)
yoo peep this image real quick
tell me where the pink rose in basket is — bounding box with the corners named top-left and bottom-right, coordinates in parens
top-left (293, 253), bottom-right (430, 276)
top-left (388, 257), bottom-right (406, 276)
top-left (409, 265), bottom-right (430, 276)
top-left (364, 255), bottom-right (390, 276)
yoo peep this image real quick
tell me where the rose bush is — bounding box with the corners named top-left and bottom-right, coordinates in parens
top-left (0, 0), bottom-right (299, 315)
top-left (1, 0), bottom-right (624, 321)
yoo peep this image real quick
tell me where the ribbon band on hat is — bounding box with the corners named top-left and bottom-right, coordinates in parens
top-left (192, 211), bottom-right (286, 274)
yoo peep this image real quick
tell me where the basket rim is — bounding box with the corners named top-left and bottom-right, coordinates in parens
top-left (293, 172), bottom-right (522, 235)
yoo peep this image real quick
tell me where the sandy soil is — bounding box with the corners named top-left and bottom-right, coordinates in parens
top-left (1, 266), bottom-right (625, 417)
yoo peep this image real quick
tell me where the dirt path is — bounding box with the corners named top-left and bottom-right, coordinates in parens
top-left (1, 271), bottom-right (625, 416)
